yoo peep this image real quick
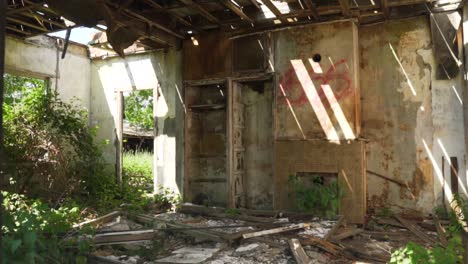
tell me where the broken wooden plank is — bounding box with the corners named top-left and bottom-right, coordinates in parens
top-left (178, 204), bottom-right (275, 223)
top-left (73, 211), bottom-right (120, 229)
top-left (433, 214), bottom-right (448, 247)
top-left (332, 228), bottom-right (364, 241)
top-left (343, 244), bottom-right (389, 263)
top-left (135, 214), bottom-right (226, 242)
top-left (374, 217), bottom-right (405, 228)
top-left (394, 214), bottom-right (436, 244)
top-left (300, 236), bottom-right (342, 255)
top-left (242, 223), bottom-right (311, 239)
top-left (289, 238), bottom-right (312, 264)
top-left (94, 229), bottom-right (156, 245)
top-left (324, 215), bottom-right (345, 241)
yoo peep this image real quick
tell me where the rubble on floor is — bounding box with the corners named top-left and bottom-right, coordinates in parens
top-left (87, 204), bottom-right (444, 264)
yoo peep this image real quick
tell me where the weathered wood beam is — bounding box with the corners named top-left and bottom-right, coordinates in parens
top-left (260, 0), bottom-right (287, 22)
top-left (381, 0), bottom-right (389, 17)
top-left (6, 25), bottom-right (32, 35)
top-left (289, 239), bottom-right (311, 264)
top-left (249, 0), bottom-right (261, 8)
top-left (338, 0), bottom-right (351, 16)
top-left (6, 16), bottom-right (48, 32)
top-left (17, 11), bottom-right (67, 29)
top-left (178, 0), bottom-right (220, 24)
top-left (106, 1), bottom-right (184, 39)
top-left (220, 0), bottom-right (253, 23)
top-left (7, 2), bottom-right (43, 15)
top-left (301, 0), bottom-right (319, 19)
top-left (140, 0), bottom-right (194, 28)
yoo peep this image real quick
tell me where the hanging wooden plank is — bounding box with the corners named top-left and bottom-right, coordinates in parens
top-left (288, 239), bottom-right (311, 264)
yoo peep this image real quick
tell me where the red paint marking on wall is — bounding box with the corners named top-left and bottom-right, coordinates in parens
top-left (279, 59), bottom-right (353, 106)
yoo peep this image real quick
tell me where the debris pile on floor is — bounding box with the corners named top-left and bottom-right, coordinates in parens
top-left (84, 203), bottom-right (445, 264)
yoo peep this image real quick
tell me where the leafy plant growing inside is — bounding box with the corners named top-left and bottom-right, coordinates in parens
top-left (288, 174), bottom-right (341, 218)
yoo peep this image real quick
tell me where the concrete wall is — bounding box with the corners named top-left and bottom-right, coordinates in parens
top-left (5, 35), bottom-right (91, 112)
top-left (90, 50), bottom-right (183, 194)
top-left (361, 16), bottom-right (466, 214)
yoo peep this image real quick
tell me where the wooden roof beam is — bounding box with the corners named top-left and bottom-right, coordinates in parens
top-left (17, 11), bottom-right (67, 29)
top-left (105, 1), bottom-right (184, 39)
top-left (140, 0), bottom-right (194, 28)
top-left (259, 0), bottom-right (287, 23)
top-left (178, 0), bottom-right (220, 25)
top-left (381, 0), bottom-right (389, 17)
top-left (249, 0), bottom-right (261, 8)
top-left (338, 0), bottom-right (351, 16)
top-left (220, 0), bottom-right (253, 23)
top-left (6, 16), bottom-right (48, 32)
top-left (301, 0), bottom-right (319, 19)
top-left (6, 25), bottom-right (32, 35)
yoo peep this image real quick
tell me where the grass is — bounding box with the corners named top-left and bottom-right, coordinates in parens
top-left (123, 151), bottom-right (153, 187)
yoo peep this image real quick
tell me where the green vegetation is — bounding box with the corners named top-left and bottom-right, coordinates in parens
top-left (390, 194), bottom-right (468, 264)
top-left (2, 191), bottom-right (93, 264)
top-left (288, 175), bottom-right (341, 218)
top-left (123, 150), bottom-right (153, 188)
top-left (1, 74), bottom-right (179, 263)
top-left (124, 90), bottom-right (153, 130)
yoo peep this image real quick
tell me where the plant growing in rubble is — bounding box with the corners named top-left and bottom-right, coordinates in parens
top-left (390, 194), bottom-right (468, 264)
top-left (1, 191), bottom-right (94, 263)
top-left (288, 175), bottom-right (341, 218)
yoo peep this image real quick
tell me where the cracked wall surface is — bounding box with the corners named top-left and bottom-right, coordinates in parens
top-left (361, 16), bottom-right (466, 214)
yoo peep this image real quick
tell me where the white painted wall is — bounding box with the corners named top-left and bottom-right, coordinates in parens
top-left (90, 50), bottom-right (183, 194)
top-left (5, 35), bottom-right (91, 113)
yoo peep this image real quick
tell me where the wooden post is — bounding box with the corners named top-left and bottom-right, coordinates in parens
top-left (153, 84), bottom-right (159, 193)
top-left (115, 91), bottom-right (124, 186)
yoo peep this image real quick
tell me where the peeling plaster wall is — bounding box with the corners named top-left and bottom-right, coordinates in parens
top-left (90, 50), bottom-right (183, 194)
top-left (361, 16), bottom-right (466, 214)
top-left (273, 21), bottom-right (366, 223)
top-left (5, 35), bottom-right (91, 113)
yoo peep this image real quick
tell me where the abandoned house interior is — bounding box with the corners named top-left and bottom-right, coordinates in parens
top-left (3, 0), bottom-right (468, 263)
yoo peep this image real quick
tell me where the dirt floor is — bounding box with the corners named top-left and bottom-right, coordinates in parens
top-left (88, 204), bottom-right (442, 264)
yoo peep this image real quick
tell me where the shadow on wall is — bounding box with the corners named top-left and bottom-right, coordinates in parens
top-left (278, 56), bottom-right (356, 143)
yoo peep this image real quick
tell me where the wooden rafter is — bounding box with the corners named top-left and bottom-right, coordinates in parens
top-left (6, 25), bottom-right (32, 35)
top-left (178, 0), bottom-right (220, 24)
top-left (7, 2), bottom-right (43, 15)
top-left (338, 0), bottom-right (351, 16)
top-left (220, 0), bottom-right (253, 23)
top-left (106, 1), bottom-right (184, 39)
top-left (18, 11), bottom-right (67, 29)
top-left (249, 0), bottom-right (261, 8)
top-left (381, 0), bottom-right (389, 17)
top-left (259, 0), bottom-right (287, 22)
top-left (301, 0), bottom-right (319, 19)
top-left (140, 0), bottom-right (194, 27)
top-left (6, 16), bottom-right (48, 32)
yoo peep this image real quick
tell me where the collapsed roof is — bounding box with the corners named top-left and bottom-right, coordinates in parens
top-left (6, 0), bottom-right (465, 56)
